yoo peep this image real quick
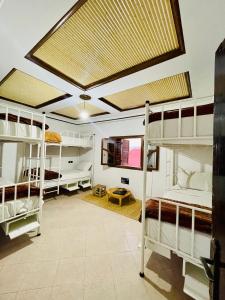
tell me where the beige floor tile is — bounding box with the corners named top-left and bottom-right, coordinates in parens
top-left (51, 283), bottom-right (84, 300)
top-left (115, 281), bottom-right (150, 300)
top-left (20, 261), bottom-right (58, 290)
top-left (84, 286), bottom-right (116, 300)
top-left (16, 287), bottom-right (52, 300)
top-left (55, 257), bottom-right (85, 285)
top-left (84, 255), bottom-right (114, 289)
top-left (0, 194), bottom-right (175, 300)
top-left (0, 264), bottom-right (29, 294)
top-left (0, 293), bottom-right (16, 300)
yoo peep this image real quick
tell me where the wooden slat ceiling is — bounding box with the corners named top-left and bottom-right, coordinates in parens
top-left (26, 0), bottom-right (184, 89)
top-left (103, 72), bottom-right (191, 110)
top-left (53, 102), bottom-right (107, 119)
top-left (0, 69), bottom-right (67, 107)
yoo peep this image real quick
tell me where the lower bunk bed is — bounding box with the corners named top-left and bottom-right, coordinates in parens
top-left (141, 186), bottom-right (212, 300)
top-left (0, 180), bottom-right (41, 239)
top-left (24, 161), bottom-right (92, 194)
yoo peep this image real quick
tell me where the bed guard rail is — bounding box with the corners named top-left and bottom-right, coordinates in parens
top-left (0, 180), bottom-right (42, 223)
top-left (0, 103), bottom-right (45, 140)
top-left (144, 197), bottom-right (212, 265)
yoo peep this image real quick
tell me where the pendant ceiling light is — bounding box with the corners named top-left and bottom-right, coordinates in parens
top-left (79, 94), bottom-right (91, 120)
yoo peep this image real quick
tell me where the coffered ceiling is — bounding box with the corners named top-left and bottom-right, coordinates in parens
top-left (0, 0), bottom-right (225, 123)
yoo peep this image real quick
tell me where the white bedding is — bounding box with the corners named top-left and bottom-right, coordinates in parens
top-left (146, 186), bottom-right (212, 260)
top-left (61, 169), bottom-right (91, 180)
top-left (0, 196), bottom-right (40, 223)
top-left (0, 120), bottom-right (41, 139)
top-left (164, 185), bottom-right (212, 208)
top-left (61, 136), bottom-right (92, 147)
top-left (148, 114), bottom-right (213, 142)
top-left (43, 169), bottom-right (91, 188)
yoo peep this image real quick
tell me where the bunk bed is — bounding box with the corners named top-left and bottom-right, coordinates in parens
top-left (140, 100), bottom-right (213, 300)
top-left (0, 103), bottom-right (45, 239)
top-left (24, 131), bottom-right (94, 195)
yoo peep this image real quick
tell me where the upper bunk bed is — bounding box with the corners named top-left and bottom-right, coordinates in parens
top-left (45, 130), bottom-right (93, 148)
top-left (144, 100), bottom-right (213, 146)
top-left (0, 103), bottom-right (47, 144)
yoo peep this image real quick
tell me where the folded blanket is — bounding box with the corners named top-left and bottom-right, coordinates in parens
top-left (45, 131), bottom-right (62, 143)
top-left (0, 113), bottom-right (49, 130)
top-left (0, 184), bottom-right (40, 202)
top-left (24, 168), bottom-right (62, 180)
top-left (140, 197), bottom-right (212, 234)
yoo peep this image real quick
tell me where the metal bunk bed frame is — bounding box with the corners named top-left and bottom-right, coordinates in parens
top-left (0, 103), bottom-right (45, 239)
top-left (140, 100), bottom-right (213, 300)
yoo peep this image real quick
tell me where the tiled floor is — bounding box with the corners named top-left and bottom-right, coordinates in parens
top-left (0, 194), bottom-right (174, 300)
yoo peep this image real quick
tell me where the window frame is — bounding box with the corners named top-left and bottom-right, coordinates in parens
top-left (101, 135), bottom-right (159, 171)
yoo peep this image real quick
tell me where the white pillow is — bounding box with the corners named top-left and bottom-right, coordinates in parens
top-left (76, 161), bottom-right (92, 171)
top-left (189, 172), bottom-right (212, 191)
top-left (177, 168), bottom-right (192, 188)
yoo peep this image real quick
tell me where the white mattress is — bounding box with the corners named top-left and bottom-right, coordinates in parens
top-left (61, 169), bottom-right (91, 180)
top-left (146, 187), bottom-right (212, 260)
top-left (0, 120), bottom-right (41, 139)
top-left (149, 114), bottom-right (213, 142)
top-left (43, 169), bottom-right (91, 188)
top-left (164, 185), bottom-right (212, 208)
top-left (61, 136), bottom-right (92, 147)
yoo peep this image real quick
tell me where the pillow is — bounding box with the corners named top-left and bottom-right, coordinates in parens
top-left (76, 161), bottom-right (92, 171)
top-left (177, 168), bottom-right (192, 189)
top-left (188, 172), bottom-right (212, 191)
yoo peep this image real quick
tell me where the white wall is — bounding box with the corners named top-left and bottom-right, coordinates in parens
top-left (81, 117), bottom-right (168, 199)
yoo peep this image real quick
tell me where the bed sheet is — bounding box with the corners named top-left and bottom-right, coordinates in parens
top-left (0, 196), bottom-right (40, 223)
top-left (0, 120), bottom-right (41, 139)
top-left (163, 185), bottom-right (212, 208)
top-left (149, 115), bottom-right (213, 140)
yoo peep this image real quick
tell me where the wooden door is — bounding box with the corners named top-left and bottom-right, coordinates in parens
top-left (211, 38), bottom-right (225, 299)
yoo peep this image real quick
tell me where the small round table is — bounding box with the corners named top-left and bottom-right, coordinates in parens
top-left (107, 188), bottom-right (132, 206)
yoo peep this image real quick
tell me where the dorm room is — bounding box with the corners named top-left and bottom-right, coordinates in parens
top-left (0, 0), bottom-right (225, 300)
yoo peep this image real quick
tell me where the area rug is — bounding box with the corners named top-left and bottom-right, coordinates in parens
top-left (79, 192), bottom-right (141, 221)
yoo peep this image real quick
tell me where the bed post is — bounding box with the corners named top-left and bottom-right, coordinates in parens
top-left (91, 134), bottom-right (95, 188)
top-left (37, 112), bottom-right (46, 236)
top-left (140, 100), bottom-right (150, 278)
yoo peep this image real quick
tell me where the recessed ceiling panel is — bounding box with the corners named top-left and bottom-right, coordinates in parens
top-left (0, 69), bottom-right (69, 108)
top-left (102, 72), bottom-right (192, 110)
top-left (26, 0), bottom-right (185, 89)
top-left (53, 102), bottom-right (108, 119)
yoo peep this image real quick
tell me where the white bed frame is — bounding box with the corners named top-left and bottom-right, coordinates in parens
top-left (24, 131), bottom-right (95, 195)
top-left (0, 103), bottom-right (45, 239)
top-left (141, 100), bottom-right (213, 300)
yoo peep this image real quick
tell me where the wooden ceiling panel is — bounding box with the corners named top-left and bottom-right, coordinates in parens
top-left (53, 102), bottom-right (108, 119)
top-left (102, 72), bottom-right (192, 110)
top-left (0, 69), bottom-right (69, 108)
top-left (26, 0), bottom-right (185, 89)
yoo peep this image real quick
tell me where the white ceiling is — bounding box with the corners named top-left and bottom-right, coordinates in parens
top-left (0, 0), bottom-right (225, 124)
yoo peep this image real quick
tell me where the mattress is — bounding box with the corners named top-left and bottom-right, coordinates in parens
top-left (61, 136), bottom-right (92, 147)
top-left (43, 169), bottom-right (91, 188)
top-left (0, 120), bottom-right (41, 139)
top-left (145, 187), bottom-right (212, 260)
top-left (164, 186), bottom-right (212, 208)
top-left (60, 169), bottom-right (91, 180)
top-left (148, 114), bottom-right (213, 142)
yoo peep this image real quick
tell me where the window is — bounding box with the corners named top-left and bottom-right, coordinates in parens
top-left (101, 136), bottom-right (159, 171)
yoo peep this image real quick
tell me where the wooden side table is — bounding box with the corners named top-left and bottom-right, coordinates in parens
top-left (107, 188), bottom-right (132, 206)
top-left (93, 184), bottom-right (106, 197)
